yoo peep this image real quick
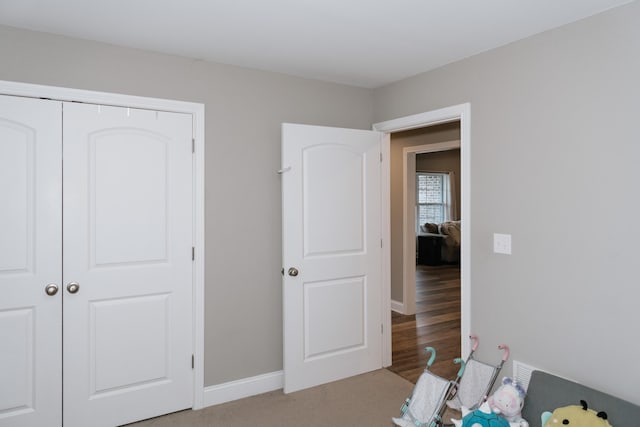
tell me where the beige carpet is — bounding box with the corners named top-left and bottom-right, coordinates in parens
top-left (128, 369), bottom-right (413, 426)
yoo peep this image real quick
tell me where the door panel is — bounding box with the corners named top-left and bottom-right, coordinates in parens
top-left (303, 145), bottom-right (364, 255)
top-left (62, 103), bottom-right (193, 427)
top-left (282, 123), bottom-right (382, 393)
top-left (0, 96), bottom-right (62, 427)
top-left (304, 277), bottom-right (366, 358)
top-left (0, 308), bottom-right (35, 416)
top-left (90, 293), bottom-right (171, 394)
top-left (92, 130), bottom-right (168, 265)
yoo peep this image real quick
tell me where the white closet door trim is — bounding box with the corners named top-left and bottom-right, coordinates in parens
top-left (0, 79), bottom-right (207, 410)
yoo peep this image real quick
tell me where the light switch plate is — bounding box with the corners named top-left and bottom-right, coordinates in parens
top-left (493, 233), bottom-right (512, 254)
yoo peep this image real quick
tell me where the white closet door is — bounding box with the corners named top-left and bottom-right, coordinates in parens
top-left (0, 95), bottom-right (62, 427)
top-left (62, 103), bottom-right (194, 427)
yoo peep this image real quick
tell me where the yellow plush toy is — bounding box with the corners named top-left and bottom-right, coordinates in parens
top-left (542, 400), bottom-right (612, 427)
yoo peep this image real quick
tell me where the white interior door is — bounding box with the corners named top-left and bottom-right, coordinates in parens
top-left (281, 123), bottom-right (382, 393)
top-left (62, 103), bottom-right (194, 426)
top-left (0, 96), bottom-right (62, 427)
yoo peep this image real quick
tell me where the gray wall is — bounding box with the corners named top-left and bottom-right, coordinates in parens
top-left (375, 1), bottom-right (640, 405)
top-left (0, 25), bottom-right (374, 386)
top-left (389, 124), bottom-right (460, 301)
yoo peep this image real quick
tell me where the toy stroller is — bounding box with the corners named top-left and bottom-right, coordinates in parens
top-left (445, 335), bottom-right (510, 412)
top-left (392, 346), bottom-right (465, 427)
top-left (393, 336), bottom-right (509, 427)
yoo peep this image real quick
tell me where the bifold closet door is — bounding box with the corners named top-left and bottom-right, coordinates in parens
top-left (62, 102), bottom-right (194, 427)
top-left (0, 96), bottom-right (62, 427)
top-left (1, 97), bottom-right (194, 427)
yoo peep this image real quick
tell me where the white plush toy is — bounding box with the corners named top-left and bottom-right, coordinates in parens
top-left (486, 377), bottom-right (529, 427)
top-left (452, 377), bottom-right (529, 427)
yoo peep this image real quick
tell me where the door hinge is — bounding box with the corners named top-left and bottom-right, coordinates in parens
top-left (192, 247), bottom-right (195, 261)
top-left (381, 239), bottom-right (383, 248)
top-left (380, 152), bottom-right (383, 162)
top-left (192, 354), bottom-right (195, 369)
top-left (381, 324), bottom-right (383, 334)
top-left (192, 138), bottom-right (195, 153)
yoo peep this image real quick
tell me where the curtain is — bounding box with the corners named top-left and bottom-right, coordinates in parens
top-left (443, 171), bottom-right (457, 221)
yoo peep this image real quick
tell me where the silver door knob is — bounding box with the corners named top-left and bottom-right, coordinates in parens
top-left (45, 283), bottom-right (59, 296)
top-left (67, 282), bottom-right (80, 294)
top-left (288, 267), bottom-right (299, 277)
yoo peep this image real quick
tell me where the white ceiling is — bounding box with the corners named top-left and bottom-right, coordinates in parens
top-left (0, 0), bottom-right (634, 88)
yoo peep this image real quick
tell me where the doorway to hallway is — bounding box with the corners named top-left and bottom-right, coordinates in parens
top-left (375, 103), bottom-right (470, 372)
top-left (381, 119), bottom-right (463, 381)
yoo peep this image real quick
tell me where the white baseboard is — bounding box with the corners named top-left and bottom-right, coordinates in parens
top-left (391, 299), bottom-right (405, 314)
top-left (202, 370), bottom-right (284, 408)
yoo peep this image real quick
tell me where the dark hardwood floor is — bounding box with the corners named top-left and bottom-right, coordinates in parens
top-left (388, 263), bottom-right (461, 384)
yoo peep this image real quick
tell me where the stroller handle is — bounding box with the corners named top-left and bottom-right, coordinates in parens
top-left (469, 334), bottom-right (479, 352)
top-left (498, 344), bottom-right (510, 361)
top-left (425, 346), bottom-right (437, 367)
top-left (453, 357), bottom-right (466, 377)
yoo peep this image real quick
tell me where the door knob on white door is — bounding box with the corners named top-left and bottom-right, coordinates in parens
top-left (45, 283), bottom-right (59, 296)
top-left (288, 267), bottom-right (299, 277)
top-left (66, 282), bottom-right (80, 294)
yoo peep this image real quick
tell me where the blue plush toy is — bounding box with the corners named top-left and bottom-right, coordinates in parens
top-left (453, 402), bottom-right (511, 427)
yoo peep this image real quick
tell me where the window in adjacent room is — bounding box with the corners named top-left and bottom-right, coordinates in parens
top-left (416, 172), bottom-right (446, 232)
top-left (416, 172), bottom-right (445, 228)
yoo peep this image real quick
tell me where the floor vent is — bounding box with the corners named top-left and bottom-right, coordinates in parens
top-left (512, 360), bottom-right (539, 391)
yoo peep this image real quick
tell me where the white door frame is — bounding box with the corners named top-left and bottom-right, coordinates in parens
top-left (402, 140), bottom-right (460, 315)
top-left (0, 79), bottom-right (206, 410)
top-left (373, 103), bottom-right (471, 366)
